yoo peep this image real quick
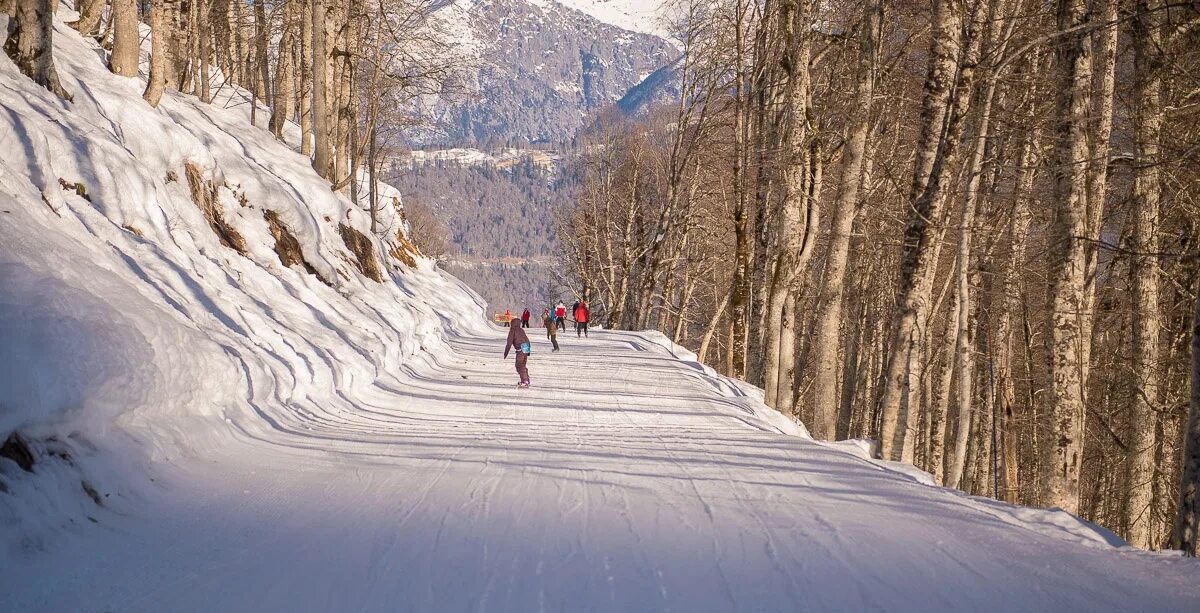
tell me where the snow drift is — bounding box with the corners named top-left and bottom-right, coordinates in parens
top-left (0, 12), bottom-right (489, 543)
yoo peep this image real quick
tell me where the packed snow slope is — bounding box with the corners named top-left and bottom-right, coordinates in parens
top-left (6, 329), bottom-right (1200, 611)
top-left (2, 12), bottom-right (1200, 613)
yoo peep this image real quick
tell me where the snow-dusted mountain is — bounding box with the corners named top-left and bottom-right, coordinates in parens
top-left (551, 0), bottom-right (678, 39)
top-left (403, 0), bottom-right (679, 313)
top-left (416, 0), bottom-right (679, 145)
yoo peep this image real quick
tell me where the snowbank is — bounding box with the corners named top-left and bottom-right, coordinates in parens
top-left (0, 13), bottom-right (490, 548)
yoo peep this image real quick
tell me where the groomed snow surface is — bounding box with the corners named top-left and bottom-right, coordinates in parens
top-left (2, 9), bottom-right (1200, 613)
top-left (6, 328), bottom-right (1200, 611)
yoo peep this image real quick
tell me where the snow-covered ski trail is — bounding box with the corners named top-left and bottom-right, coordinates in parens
top-left (4, 327), bottom-right (1200, 612)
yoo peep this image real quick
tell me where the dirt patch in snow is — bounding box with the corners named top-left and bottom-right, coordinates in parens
top-left (389, 231), bottom-right (419, 269)
top-left (1, 432), bottom-right (35, 472)
top-left (81, 480), bottom-right (103, 506)
top-left (338, 223), bottom-right (384, 282)
top-left (184, 161), bottom-right (247, 254)
top-left (264, 209), bottom-right (327, 284)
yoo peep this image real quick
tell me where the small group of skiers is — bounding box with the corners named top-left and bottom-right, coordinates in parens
top-left (502, 299), bottom-right (590, 388)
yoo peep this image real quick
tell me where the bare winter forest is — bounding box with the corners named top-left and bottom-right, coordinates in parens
top-left (555, 0), bottom-right (1200, 551)
top-left (4, 0), bottom-right (1200, 557)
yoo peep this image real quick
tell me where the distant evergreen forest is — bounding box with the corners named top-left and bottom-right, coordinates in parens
top-left (389, 155), bottom-right (580, 312)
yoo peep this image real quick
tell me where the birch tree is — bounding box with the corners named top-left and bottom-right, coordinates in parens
top-left (1045, 0), bottom-right (1093, 514)
top-left (1126, 0), bottom-right (1164, 549)
top-left (805, 0), bottom-right (881, 440)
top-left (271, 0), bottom-right (298, 140)
top-left (762, 0), bottom-right (816, 411)
top-left (311, 0), bottom-right (333, 179)
top-left (877, 0), bottom-right (971, 461)
top-left (1174, 281), bottom-right (1200, 556)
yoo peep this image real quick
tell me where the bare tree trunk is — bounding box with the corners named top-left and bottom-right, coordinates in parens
top-left (836, 297), bottom-right (868, 440)
top-left (365, 23), bottom-right (382, 233)
top-left (369, 126), bottom-right (378, 233)
top-left (169, 0), bottom-right (187, 90)
top-left (608, 162), bottom-right (641, 328)
top-left (727, 0), bottom-right (755, 381)
top-left (198, 0), bottom-right (213, 102)
top-left (311, 0), bottom-right (332, 179)
top-left (211, 0), bottom-right (232, 80)
top-left (698, 290), bottom-right (731, 365)
top-left (748, 48), bottom-right (779, 386)
top-left (231, 0), bottom-right (245, 85)
top-left (299, 0), bottom-right (313, 155)
top-left (109, 0), bottom-right (138, 76)
top-left (900, 327), bottom-right (923, 465)
top-left (946, 39), bottom-right (1008, 487)
top-left (183, 0), bottom-right (199, 95)
top-left (144, 0), bottom-right (180, 108)
top-left (930, 285), bottom-right (960, 483)
top-left (1046, 0), bottom-right (1093, 515)
top-left (247, 0), bottom-right (261, 126)
top-left (72, 0), bottom-right (104, 37)
top-left (879, 0), bottom-right (980, 461)
top-left (1172, 275), bottom-right (1200, 556)
top-left (331, 0), bottom-right (356, 189)
top-left (806, 0), bottom-right (880, 440)
top-left (253, 0), bottom-right (269, 101)
top-left (1126, 0), bottom-right (1163, 549)
top-left (763, 0), bottom-right (816, 410)
top-left (673, 273), bottom-right (698, 344)
top-left (1080, 0), bottom-right (1119, 399)
top-left (996, 95), bottom-right (1040, 502)
top-left (5, 0), bottom-right (71, 100)
top-left (776, 291), bottom-right (798, 410)
top-left (270, 0), bottom-right (296, 140)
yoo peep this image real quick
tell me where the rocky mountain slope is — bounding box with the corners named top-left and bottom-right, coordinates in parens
top-left (399, 1), bottom-right (679, 310)
top-left (416, 0), bottom-right (678, 146)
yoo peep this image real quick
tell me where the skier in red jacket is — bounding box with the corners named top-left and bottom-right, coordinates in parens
top-left (521, 308), bottom-right (531, 328)
top-left (574, 300), bottom-right (590, 338)
top-left (555, 302), bottom-right (567, 331)
top-left (503, 321), bottom-right (532, 387)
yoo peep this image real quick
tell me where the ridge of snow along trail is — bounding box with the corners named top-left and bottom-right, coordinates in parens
top-left (2, 12), bottom-right (1199, 613)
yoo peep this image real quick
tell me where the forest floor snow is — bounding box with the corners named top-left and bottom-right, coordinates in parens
top-left (4, 327), bottom-right (1199, 612)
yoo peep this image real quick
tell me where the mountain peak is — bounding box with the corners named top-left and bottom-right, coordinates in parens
top-left (415, 0), bottom-right (678, 147)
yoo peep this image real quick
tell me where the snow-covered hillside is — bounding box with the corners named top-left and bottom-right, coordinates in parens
top-left (2, 11), bottom-right (1200, 613)
top-left (0, 10), bottom-right (489, 549)
top-left (397, 147), bottom-right (559, 171)
top-left (551, 0), bottom-right (677, 39)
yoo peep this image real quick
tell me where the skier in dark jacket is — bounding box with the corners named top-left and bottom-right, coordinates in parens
top-left (503, 321), bottom-right (532, 387)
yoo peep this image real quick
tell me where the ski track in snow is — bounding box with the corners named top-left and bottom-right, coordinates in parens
top-left (4, 328), bottom-right (1200, 611)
